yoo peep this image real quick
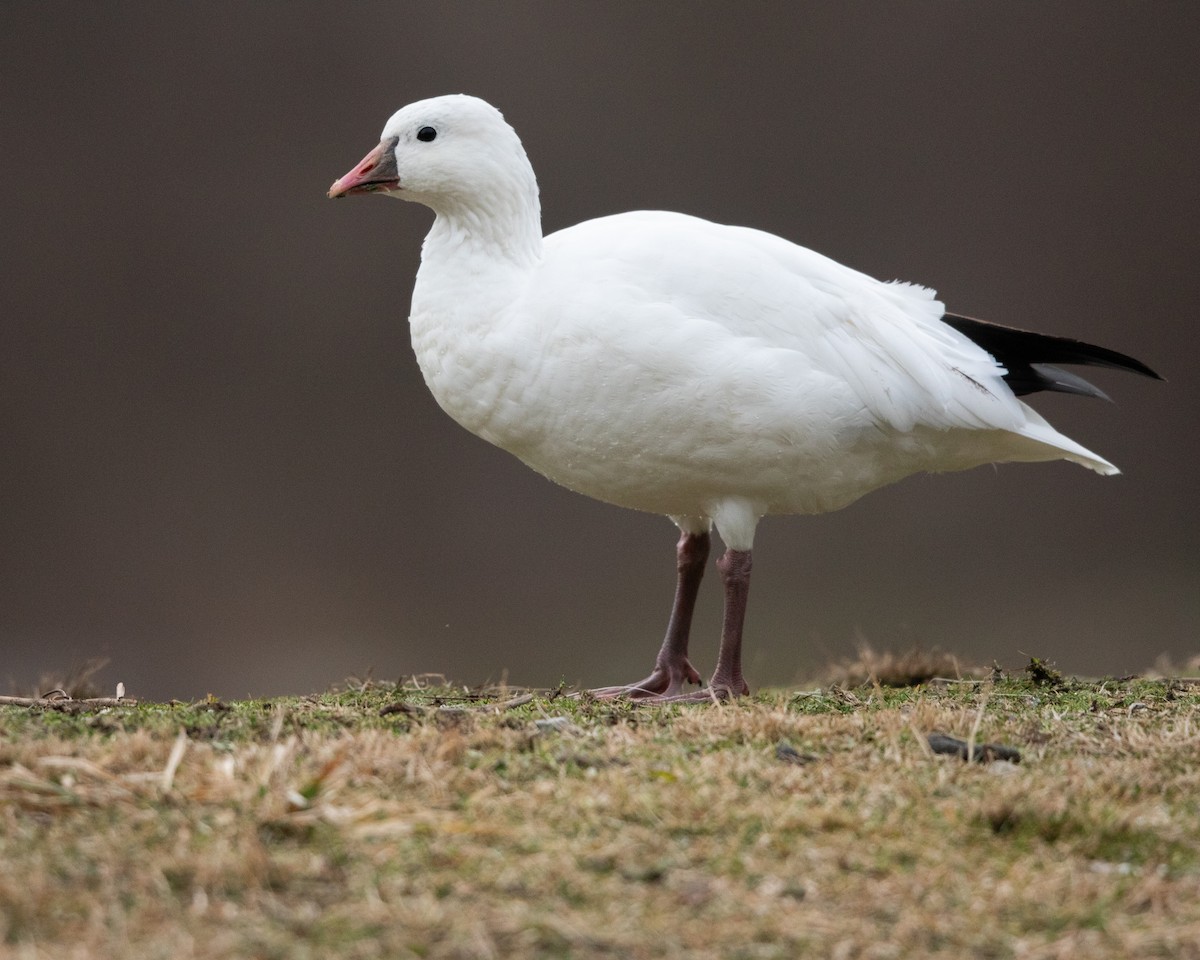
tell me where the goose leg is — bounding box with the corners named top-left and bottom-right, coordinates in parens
top-left (628, 547), bottom-right (753, 703)
top-left (590, 530), bottom-right (709, 698)
top-left (707, 548), bottom-right (752, 698)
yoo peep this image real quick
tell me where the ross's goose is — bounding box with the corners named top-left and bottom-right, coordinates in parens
top-left (329, 94), bottom-right (1160, 701)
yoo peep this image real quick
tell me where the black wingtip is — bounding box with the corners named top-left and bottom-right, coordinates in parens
top-left (942, 313), bottom-right (1164, 399)
top-left (1029, 363), bottom-right (1113, 402)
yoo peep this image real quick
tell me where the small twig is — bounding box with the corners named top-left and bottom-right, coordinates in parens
top-left (0, 695), bottom-right (138, 710)
top-left (775, 742), bottom-right (817, 765)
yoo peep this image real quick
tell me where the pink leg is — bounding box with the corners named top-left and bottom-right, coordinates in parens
top-left (708, 548), bottom-right (752, 698)
top-left (623, 547), bottom-right (753, 703)
top-left (590, 530), bottom-right (709, 698)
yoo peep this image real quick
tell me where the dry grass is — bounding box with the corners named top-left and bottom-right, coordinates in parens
top-left (822, 643), bottom-right (988, 688)
top-left (2, 671), bottom-right (1199, 959)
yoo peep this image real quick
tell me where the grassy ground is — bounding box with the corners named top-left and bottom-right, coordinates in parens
top-left (1, 666), bottom-right (1198, 959)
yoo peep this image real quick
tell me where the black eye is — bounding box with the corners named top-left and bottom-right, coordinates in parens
top-left (416, 126), bottom-right (437, 142)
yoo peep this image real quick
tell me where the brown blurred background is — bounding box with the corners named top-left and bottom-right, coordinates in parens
top-left (2, 2), bottom-right (1196, 700)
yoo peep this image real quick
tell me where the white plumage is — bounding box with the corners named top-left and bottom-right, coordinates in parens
top-left (330, 94), bottom-right (1157, 700)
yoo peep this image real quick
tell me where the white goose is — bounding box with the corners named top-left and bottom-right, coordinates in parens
top-left (329, 95), bottom-right (1159, 701)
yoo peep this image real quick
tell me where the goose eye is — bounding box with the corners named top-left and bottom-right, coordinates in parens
top-left (416, 126), bottom-right (437, 142)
